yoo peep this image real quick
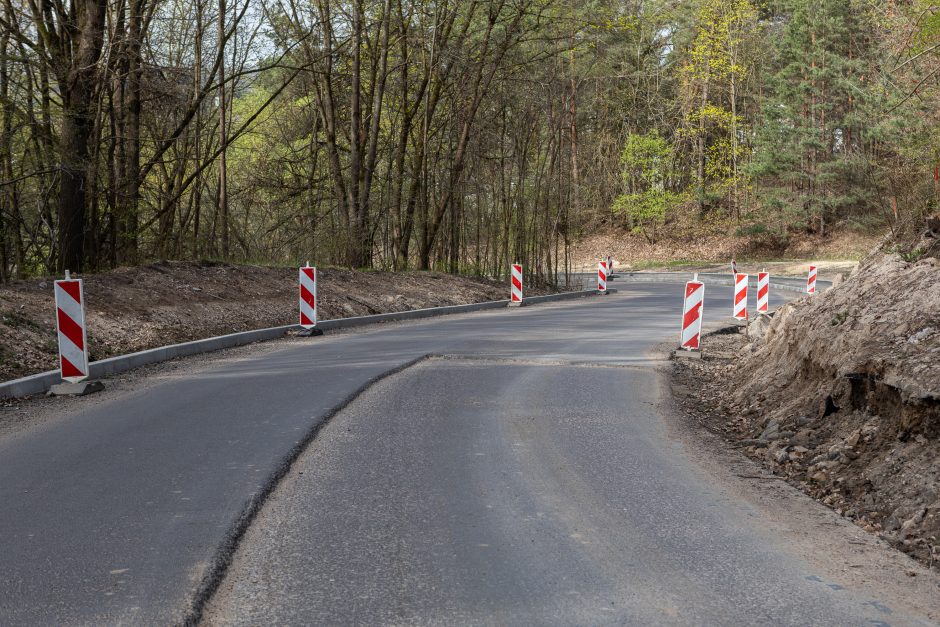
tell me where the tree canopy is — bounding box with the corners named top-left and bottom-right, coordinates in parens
top-left (0, 0), bottom-right (937, 282)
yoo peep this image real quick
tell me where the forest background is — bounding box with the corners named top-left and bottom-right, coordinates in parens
top-left (0, 0), bottom-right (938, 284)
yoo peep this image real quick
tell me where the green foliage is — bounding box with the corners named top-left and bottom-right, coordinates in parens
top-left (613, 192), bottom-right (679, 244)
top-left (614, 131), bottom-right (680, 243)
top-left (901, 247), bottom-right (928, 263)
top-left (619, 131), bottom-right (672, 191)
top-left (830, 310), bottom-right (849, 326)
top-left (913, 1), bottom-right (940, 48)
top-left (734, 222), bottom-right (771, 238)
top-left (677, 0), bottom-right (759, 215)
top-left (751, 0), bottom-right (882, 233)
top-left (734, 219), bottom-right (790, 250)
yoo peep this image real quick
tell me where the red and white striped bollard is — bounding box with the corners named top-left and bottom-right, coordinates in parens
top-left (757, 270), bottom-right (769, 313)
top-left (733, 272), bottom-right (748, 321)
top-left (806, 265), bottom-right (817, 295)
top-left (298, 263), bottom-right (323, 336)
top-left (510, 264), bottom-right (523, 305)
top-left (680, 275), bottom-right (705, 351)
top-left (598, 261), bottom-right (608, 293)
top-left (54, 271), bottom-right (90, 382)
top-left (299, 264), bottom-right (317, 327)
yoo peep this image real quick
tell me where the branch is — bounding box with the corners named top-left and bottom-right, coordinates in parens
top-left (137, 64), bottom-right (305, 233)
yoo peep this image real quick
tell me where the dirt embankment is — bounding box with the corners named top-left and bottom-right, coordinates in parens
top-left (0, 261), bottom-right (549, 382)
top-left (673, 239), bottom-right (940, 571)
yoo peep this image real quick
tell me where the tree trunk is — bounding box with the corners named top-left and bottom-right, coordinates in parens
top-left (217, 0), bottom-right (229, 259)
top-left (55, 0), bottom-right (108, 273)
top-left (192, 0), bottom-right (204, 256)
top-left (0, 30), bottom-right (10, 282)
top-left (121, 0), bottom-right (143, 262)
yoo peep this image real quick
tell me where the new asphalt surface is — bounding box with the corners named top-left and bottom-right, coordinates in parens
top-left (0, 282), bottom-right (934, 625)
top-left (207, 361), bottom-right (925, 626)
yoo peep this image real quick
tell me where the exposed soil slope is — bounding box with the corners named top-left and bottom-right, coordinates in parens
top-left (0, 262), bottom-right (547, 382)
top-left (673, 246), bottom-right (940, 571)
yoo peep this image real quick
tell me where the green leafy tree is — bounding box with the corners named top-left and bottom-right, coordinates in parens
top-left (678, 0), bottom-right (759, 217)
top-left (613, 132), bottom-right (679, 243)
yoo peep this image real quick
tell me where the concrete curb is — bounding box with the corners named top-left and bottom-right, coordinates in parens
top-left (0, 289), bottom-right (597, 399)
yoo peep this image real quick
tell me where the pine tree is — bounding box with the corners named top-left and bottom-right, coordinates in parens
top-left (751, 0), bottom-right (879, 235)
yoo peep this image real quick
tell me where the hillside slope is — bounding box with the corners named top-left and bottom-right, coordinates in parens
top-left (674, 233), bottom-right (940, 570)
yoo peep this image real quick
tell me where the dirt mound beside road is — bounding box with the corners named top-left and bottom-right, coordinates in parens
top-left (674, 247), bottom-right (940, 571)
top-left (0, 262), bottom-right (547, 383)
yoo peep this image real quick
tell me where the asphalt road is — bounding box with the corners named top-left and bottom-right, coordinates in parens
top-left (207, 361), bottom-right (921, 626)
top-left (0, 282), bottom-right (933, 625)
